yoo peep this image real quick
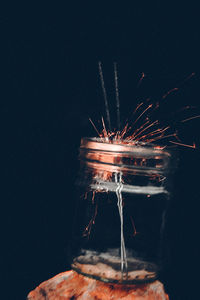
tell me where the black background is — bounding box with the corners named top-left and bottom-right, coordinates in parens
top-left (2, 2), bottom-right (200, 299)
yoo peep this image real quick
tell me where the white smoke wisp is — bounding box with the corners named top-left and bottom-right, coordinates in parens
top-left (115, 172), bottom-right (128, 280)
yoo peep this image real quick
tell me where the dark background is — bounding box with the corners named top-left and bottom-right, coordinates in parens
top-left (2, 2), bottom-right (200, 299)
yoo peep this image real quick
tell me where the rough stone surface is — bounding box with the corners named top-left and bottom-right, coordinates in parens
top-left (27, 270), bottom-right (169, 300)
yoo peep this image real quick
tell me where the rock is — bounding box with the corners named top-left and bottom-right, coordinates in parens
top-left (27, 270), bottom-right (169, 300)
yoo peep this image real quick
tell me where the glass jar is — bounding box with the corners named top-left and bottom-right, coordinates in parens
top-left (71, 137), bottom-right (173, 284)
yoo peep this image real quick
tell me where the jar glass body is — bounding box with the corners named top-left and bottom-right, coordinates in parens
top-left (71, 137), bottom-right (173, 284)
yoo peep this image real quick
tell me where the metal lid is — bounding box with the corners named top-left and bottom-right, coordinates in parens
top-left (80, 137), bottom-right (171, 158)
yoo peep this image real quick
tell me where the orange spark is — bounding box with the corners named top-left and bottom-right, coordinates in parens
top-left (137, 72), bottom-right (146, 88)
top-left (162, 87), bottom-right (179, 100)
top-left (126, 119), bottom-right (150, 140)
top-left (137, 126), bottom-right (170, 142)
top-left (169, 141), bottom-right (196, 149)
top-left (83, 199), bottom-right (98, 238)
top-left (130, 216), bottom-right (138, 236)
top-left (120, 123), bottom-right (129, 139)
top-left (89, 118), bottom-right (101, 137)
top-left (147, 133), bottom-right (176, 143)
top-left (101, 117), bottom-right (109, 139)
top-left (134, 102), bottom-right (144, 113)
top-left (180, 72), bottom-right (195, 86)
top-left (132, 120), bottom-right (159, 140)
top-left (131, 104), bottom-right (153, 128)
top-left (181, 115), bottom-right (200, 123)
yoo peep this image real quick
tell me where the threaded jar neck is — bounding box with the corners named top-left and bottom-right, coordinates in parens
top-left (79, 137), bottom-right (172, 196)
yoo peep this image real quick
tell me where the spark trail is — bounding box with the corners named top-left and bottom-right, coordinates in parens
top-left (114, 62), bottom-right (120, 130)
top-left (98, 62), bottom-right (111, 131)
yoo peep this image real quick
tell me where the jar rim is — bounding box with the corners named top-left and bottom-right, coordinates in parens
top-left (80, 137), bottom-right (171, 157)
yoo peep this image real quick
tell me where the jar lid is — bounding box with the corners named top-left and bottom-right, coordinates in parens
top-left (80, 137), bottom-right (171, 158)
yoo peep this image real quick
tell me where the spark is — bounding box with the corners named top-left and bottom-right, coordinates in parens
top-left (120, 101), bottom-right (148, 138)
top-left (162, 87), bottom-right (179, 100)
top-left (114, 62), bottom-right (120, 130)
top-left (169, 141), bottom-right (196, 149)
top-left (162, 72), bottom-right (195, 101)
top-left (120, 123), bottom-right (129, 139)
top-left (83, 193), bottom-right (98, 238)
top-left (101, 116), bottom-right (109, 139)
top-left (137, 72), bottom-right (146, 88)
top-left (89, 118), bottom-right (101, 137)
top-left (181, 115), bottom-right (200, 123)
top-left (122, 102), bottom-right (144, 133)
top-left (126, 119), bottom-right (150, 140)
top-left (131, 120), bottom-right (159, 140)
top-left (137, 126), bottom-right (170, 142)
top-left (130, 216), bottom-right (138, 236)
top-left (134, 101), bottom-right (144, 114)
top-left (131, 104), bottom-right (153, 128)
top-left (98, 62), bottom-right (111, 131)
top-left (147, 133), bottom-right (176, 143)
top-left (179, 72), bottom-right (195, 86)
